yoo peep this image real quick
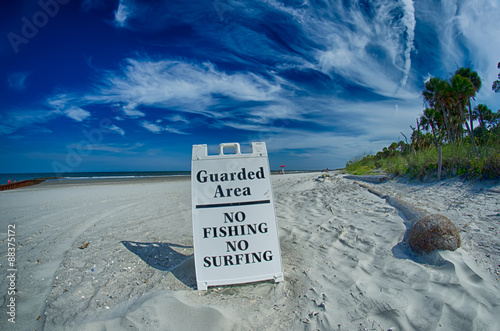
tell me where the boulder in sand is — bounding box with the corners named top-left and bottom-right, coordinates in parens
top-left (408, 214), bottom-right (461, 254)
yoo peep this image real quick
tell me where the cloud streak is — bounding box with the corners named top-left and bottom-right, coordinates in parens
top-left (64, 106), bottom-right (91, 122)
top-left (0, 109), bottom-right (60, 135)
top-left (68, 142), bottom-right (143, 153)
top-left (96, 59), bottom-right (281, 107)
top-left (114, 0), bottom-right (131, 27)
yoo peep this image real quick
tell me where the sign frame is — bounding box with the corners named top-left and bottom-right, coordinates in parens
top-left (191, 142), bottom-right (284, 291)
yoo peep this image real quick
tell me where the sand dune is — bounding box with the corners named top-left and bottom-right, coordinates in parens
top-left (1, 173), bottom-right (499, 330)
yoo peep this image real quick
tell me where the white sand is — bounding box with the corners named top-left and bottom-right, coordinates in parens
top-left (1, 173), bottom-right (499, 330)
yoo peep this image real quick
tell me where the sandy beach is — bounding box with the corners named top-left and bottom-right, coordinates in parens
top-left (1, 172), bottom-right (499, 330)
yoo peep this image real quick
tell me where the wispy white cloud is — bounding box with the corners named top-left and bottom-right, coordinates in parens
top-left (410, 0), bottom-right (500, 110)
top-left (85, 58), bottom-right (292, 134)
top-left (261, 0), bottom-right (418, 97)
top-left (76, 52), bottom-right (420, 146)
top-left (140, 121), bottom-right (162, 134)
top-left (121, 102), bottom-right (145, 118)
top-left (68, 142), bottom-right (143, 153)
top-left (223, 121), bottom-right (285, 133)
top-left (107, 124), bottom-right (125, 135)
top-left (46, 94), bottom-right (91, 122)
top-left (114, 0), bottom-right (132, 27)
top-left (95, 59), bottom-right (281, 113)
top-left (441, 1), bottom-right (499, 90)
top-left (140, 120), bottom-right (189, 135)
top-left (400, 0), bottom-right (416, 86)
top-left (5, 126), bottom-right (52, 139)
top-left (0, 109), bottom-right (60, 135)
top-left (167, 114), bottom-right (189, 123)
top-left (0, 93), bottom-right (92, 135)
top-left (64, 106), bottom-right (91, 122)
top-left (47, 94), bottom-right (70, 110)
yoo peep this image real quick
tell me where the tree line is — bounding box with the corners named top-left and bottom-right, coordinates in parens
top-left (414, 66), bottom-right (499, 152)
top-left (347, 62), bottom-right (500, 179)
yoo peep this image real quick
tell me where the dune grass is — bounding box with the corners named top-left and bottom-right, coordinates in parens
top-left (346, 139), bottom-right (500, 180)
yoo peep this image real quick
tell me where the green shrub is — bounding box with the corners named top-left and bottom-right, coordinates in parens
top-left (345, 138), bottom-right (500, 180)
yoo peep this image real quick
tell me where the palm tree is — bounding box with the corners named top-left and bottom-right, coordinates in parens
top-left (420, 107), bottom-right (442, 148)
top-left (420, 107), bottom-right (444, 180)
top-left (455, 67), bottom-right (482, 133)
top-left (423, 77), bottom-right (454, 142)
top-left (493, 62), bottom-right (500, 93)
top-left (473, 104), bottom-right (492, 129)
top-left (489, 110), bottom-right (500, 128)
top-left (472, 104), bottom-right (492, 142)
top-left (450, 73), bottom-right (479, 154)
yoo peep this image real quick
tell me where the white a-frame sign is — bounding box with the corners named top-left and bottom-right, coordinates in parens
top-left (191, 142), bottom-right (284, 290)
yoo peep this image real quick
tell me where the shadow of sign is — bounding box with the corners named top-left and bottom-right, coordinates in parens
top-left (121, 241), bottom-right (196, 288)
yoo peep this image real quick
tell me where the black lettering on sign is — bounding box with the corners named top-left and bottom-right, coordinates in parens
top-left (202, 223), bottom-right (268, 238)
top-left (196, 167), bottom-right (265, 184)
top-left (223, 211), bottom-right (246, 223)
top-left (203, 250), bottom-right (274, 267)
top-left (213, 185), bottom-right (251, 198)
top-left (226, 240), bottom-right (249, 252)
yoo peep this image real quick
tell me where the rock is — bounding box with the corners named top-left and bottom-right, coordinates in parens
top-left (408, 214), bottom-right (461, 254)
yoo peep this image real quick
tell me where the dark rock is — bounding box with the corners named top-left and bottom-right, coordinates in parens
top-left (408, 214), bottom-right (461, 254)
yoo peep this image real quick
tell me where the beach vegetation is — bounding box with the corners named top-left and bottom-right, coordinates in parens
top-left (346, 65), bottom-right (500, 180)
top-left (493, 62), bottom-right (500, 93)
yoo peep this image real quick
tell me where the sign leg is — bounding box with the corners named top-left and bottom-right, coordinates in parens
top-left (197, 281), bottom-right (208, 291)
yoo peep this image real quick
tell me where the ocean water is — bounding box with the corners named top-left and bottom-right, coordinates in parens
top-left (0, 171), bottom-right (190, 185)
top-left (0, 170), bottom-right (316, 185)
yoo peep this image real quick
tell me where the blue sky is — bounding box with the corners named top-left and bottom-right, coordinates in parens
top-left (1, 0), bottom-right (499, 173)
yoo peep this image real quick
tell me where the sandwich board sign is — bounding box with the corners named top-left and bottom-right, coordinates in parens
top-left (191, 142), bottom-right (284, 290)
